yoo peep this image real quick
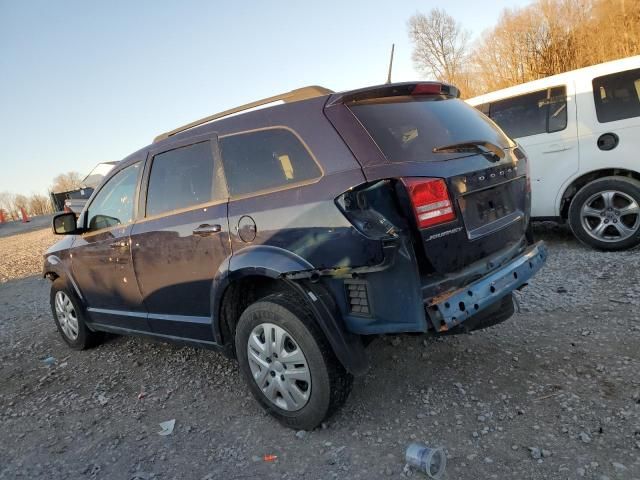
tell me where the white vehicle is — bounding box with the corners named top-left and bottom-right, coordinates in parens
top-left (468, 56), bottom-right (640, 250)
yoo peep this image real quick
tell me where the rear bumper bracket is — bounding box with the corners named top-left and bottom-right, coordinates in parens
top-left (427, 241), bottom-right (547, 331)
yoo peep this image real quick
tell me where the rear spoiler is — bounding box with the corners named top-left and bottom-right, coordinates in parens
top-left (326, 82), bottom-right (461, 107)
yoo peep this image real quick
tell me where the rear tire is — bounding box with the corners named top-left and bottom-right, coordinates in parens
top-left (50, 278), bottom-right (103, 350)
top-left (235, 292), bottom-right (353, 430)
top-left (568, 176), bottom-right (640, 251)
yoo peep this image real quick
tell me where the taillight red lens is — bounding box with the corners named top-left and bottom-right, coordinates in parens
top-left (402, 178), bottom-right (456, 228)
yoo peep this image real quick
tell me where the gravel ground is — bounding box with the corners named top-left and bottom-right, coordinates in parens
top-left (1, 224), bottom-right (639, 480)
top-left (0, 227), bottom-right (56, 283)
top-left (0, 215), bottom-right (53, 239)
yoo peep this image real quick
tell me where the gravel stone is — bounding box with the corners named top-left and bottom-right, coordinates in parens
top-left (529, 447), bottom-right (542, 459)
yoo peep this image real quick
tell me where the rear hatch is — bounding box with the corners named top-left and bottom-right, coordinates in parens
top-left (334, 86), bottom-right (530, 276)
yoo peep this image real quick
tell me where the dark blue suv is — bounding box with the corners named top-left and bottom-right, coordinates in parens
top-left (44, 82), bottom-right (547, 429)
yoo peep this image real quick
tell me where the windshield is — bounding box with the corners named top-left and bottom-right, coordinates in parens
top-left (349, 97), bottom-right (513, 164)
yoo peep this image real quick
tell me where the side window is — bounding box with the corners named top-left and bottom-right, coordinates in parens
top-left (488, 86), bottom-right (567, 139)
top-left (86, 163), bottom-right (140, 231)
top-left (547, 86), bottom-right (568, 133)
top-left (220, 128), bottom-right (322, 197)
top-left (146, 141), bottom-right (214, 217)
top-left (592, 68), bottom-right (640, 123)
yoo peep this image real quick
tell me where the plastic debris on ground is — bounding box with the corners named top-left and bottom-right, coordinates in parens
top-left (157, 419), bottom-right (176, 436)
top-left (405, 442), bottom-right (446, 479)
top-left (42, 356), bottom-right (55, 366)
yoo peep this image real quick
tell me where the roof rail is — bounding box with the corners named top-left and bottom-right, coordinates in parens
top-left (153, 85), bottom-right (334, 143)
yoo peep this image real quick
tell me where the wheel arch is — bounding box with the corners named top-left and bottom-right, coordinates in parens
top-left (212, 246), bottom-right (368, 375)
top-left (559, 168), bottom-right (640, 220)
top-left (43, 254), bottom-right (85, 304)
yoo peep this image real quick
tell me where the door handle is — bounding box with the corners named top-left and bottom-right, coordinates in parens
top-left (109, 241), bottom-right (128, 249)
top-left (193, 224), bottom-right (222, 236)
top-left (542, 143), bottom-right (572, 153)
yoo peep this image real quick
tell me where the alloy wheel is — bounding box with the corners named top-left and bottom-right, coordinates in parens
top-left (580, 190), bottom-right (640, 243)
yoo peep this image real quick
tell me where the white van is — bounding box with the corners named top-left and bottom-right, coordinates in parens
top-left (468, 56), bottom-right (640, 251)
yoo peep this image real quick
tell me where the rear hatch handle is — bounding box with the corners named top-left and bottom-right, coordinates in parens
top-left (432, 140), bottom-right (506, 162)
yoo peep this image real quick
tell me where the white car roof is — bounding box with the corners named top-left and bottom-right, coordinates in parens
top-left (467, 55), bottom-right (640, 105)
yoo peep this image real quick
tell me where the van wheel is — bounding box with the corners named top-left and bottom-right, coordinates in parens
top-left (235, 293), bottom-right (353, 430)
top-left (50, 278), bottom-right (103, 350)
top-left (568, 176), bottom-right (640, 251)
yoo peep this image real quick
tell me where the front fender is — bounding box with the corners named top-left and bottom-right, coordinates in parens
top-left (43, 254), bottom-right (84, 303)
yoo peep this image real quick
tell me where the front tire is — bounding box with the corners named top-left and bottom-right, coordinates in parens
top-left (50, 278), bottom-right (103, 350)
top-left (568, 176), bottom-right (640, 251)
top-left (235, 293), bottom-right (353, 430)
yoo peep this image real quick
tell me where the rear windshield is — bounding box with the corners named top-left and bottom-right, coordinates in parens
top-left (349, 97), bottom-right (512, 163)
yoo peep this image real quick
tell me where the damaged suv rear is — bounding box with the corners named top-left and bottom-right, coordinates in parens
top-left (44, 82), bottom-right (546, 430)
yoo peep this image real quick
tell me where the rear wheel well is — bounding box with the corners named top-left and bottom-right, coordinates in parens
top-left (218, 276), bottom-right (306, 356)
top-left (560, 168), bottom-right (640, 219)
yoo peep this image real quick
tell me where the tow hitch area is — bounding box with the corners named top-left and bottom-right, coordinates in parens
top-left (427, 241), bottom-right (547, 332)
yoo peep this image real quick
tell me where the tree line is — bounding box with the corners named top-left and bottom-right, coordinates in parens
top-left (409, 0), bottom-right (640, 98)
top-left (0, 172), bottom-right (82, 219)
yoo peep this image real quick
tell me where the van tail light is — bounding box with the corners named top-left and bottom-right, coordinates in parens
top-left (401, 178), bottom-right (456, 229)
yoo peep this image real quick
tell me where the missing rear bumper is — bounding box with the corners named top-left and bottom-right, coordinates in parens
top-left (426, 241), bottom-right (547, 332)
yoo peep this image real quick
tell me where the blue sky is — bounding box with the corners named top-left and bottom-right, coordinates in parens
top-left (0, 0), bottom-right (530, 195)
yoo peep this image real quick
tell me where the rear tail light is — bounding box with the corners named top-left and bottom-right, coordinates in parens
top-left (402, 178), bottom-right (456, 228)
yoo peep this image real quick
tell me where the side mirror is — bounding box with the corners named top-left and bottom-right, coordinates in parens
top-left (52, 212), bottom-right (79, 235)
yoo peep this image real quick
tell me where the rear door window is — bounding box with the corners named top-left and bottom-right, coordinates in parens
top-left (220, 128), bottom-right (322, 197)
top-left (350, 97), bottom-right (511, 164)
top-left (146, 141), bottom-right (214, 217)
top-left (592, 68), bottom-right (640, 123)
top-left (487, 87), bottom-right (567, 139)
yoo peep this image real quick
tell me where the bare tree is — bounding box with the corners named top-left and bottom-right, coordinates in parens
top-left (28, 193), bottom-right (53, 216)
top-left (0, 191), bottom-right (17, 219)
top-left (408, 9), bottom-right (470, 86)
top-left (13, 194), bottom-right (29, 215)
top-left (467, 0), bottom-right (639, 95)
top-left (51, 171), bottom-right (83, 193)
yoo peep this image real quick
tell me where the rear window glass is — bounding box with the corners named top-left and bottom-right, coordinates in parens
top-left (349, 98), bottom-right (511, 164)
top-left (220, 128), bottom-right (322, 197)
top-left (146, 141), bottom-right (214, 216)
top-left (593, 68), bottom-right (640, 123)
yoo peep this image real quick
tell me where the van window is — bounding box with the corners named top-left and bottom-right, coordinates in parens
top-left (87, 163), bottom-right (140, 231)
top-left (487, 87), bottom-right (567, 139)
top-left (593, 68), bottom-right (640, 123)
top-left (350, 97), bottom-right (511, 164)
top-left (146, 141), bottom-right (214, 217)
top-left (220, 128), bottom-right (321, 196)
